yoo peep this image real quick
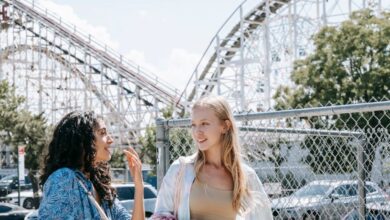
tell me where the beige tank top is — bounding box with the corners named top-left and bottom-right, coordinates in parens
top-left (190, 178), bottom-right (237, 220)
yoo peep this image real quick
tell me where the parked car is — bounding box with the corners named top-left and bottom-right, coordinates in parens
top-left (0, 175), bottom-right (32, 196)
top-left (24, 210), bottom-right (37, 220)
top-left (342, 199), bottom-right (390, 220)
top-left (0, 203), bottom-right (31, 220)
top-left (113, 183), bottom-right (157, 217)
top-left (272, 180), bottom-right (388, 219)
top-left (112, 169), bottom-right (157, 189)
top-left (6, 190), bottom-right (41, 209)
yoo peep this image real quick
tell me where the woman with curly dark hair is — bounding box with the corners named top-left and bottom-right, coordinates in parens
top-left (38, 111), bottom-right (144, 220)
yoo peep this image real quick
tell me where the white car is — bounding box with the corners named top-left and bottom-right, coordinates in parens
top-left (272, 180), bottom-right (388, 219)
top-left (24, 210), bottom-right (38, 220)
top-left (0, 202), bottom-right (31, 219)
top-left (113, 183), bottom-right (157, 217)
top-left (6, 190), bottom-right (41, 209)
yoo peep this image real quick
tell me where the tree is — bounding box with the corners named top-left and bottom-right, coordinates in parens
top-left (138, 106), bottom-right (194, 174)
top-left (0, 81), bottom-right (25, 136)
top-left (137, 106), bottom-right (173, 175)
top-left (274, 10), bottom-right (390, 177)
top-left (139, 126), bottom-right (157, 174)
top-left (0, 80), bottom-right (48, 206)
top-left (109, 148), bottom-right (126, 168)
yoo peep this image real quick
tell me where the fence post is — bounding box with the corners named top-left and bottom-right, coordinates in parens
top-left (156, 118), bottom-right (169, 190)
top-left (357, 135), bottom-right (366, 220)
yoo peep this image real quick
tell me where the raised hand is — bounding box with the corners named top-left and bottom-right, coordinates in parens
top-left (123, 147), bottom-right (143, 185)
top-left (124, 147), bottom-right (145, 220)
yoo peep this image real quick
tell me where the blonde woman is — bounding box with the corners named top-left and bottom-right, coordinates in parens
top-left (154, 96), bottom-right (273, 220)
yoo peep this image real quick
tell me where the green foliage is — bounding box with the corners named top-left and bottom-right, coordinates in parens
top-left (275, 9), bottom-right (390, 109)
top-left (110, 148), bottom-right (126, 168)
top-left (0, 80), bottom-right (48, 171)
top-left (0, 80), bottom-right (48, 197)
top-left (161, 105), bottom-right (174, 120)
top-left (0, 81), bottom-right (25, 142)
top-left (274, 10), bottom-right (390, 175)
top-left (139, 126), bottom-right (157, 174)
top-left (14, 112), bottom-right (48, 171)
top-left (137, 105), bottom-right (194, 174)
top-left (137, 105), bottom-right (174, 175)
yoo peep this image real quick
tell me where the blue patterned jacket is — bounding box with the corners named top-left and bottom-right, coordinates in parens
top-left (39, 167), bottom-right (131, 220)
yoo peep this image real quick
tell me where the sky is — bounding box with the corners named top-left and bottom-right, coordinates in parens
top-left (37, 0), bottom-right (244, 92)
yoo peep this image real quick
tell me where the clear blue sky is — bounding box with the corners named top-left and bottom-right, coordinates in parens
top-left (44, 0), bottom-right (243, 91)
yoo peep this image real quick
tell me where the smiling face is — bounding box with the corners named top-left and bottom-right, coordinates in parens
top-left (191, 106), bottom-right (226, 152)
top-left (93, 119), bottom-right (114, 163)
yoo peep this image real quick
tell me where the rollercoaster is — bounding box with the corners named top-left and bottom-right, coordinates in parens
top-left (0, 0), bottom-right (389, 145)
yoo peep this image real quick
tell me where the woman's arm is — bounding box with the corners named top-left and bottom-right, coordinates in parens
top-left (132, 179), bottom-right (145, 220)
top-left (124, 148), bottom-right (145, 220)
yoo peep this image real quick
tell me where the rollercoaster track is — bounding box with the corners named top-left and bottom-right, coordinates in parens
top-left (0, 44), bottom-right (120, 114)
top-left (186, 0), bottom-right (291, 102)
top-left (1, 20), bottom-right (154, 107)
top-left (15, 20), bottom-right (153, 106)
top-left (0, 19), bottom-right (154, 107)
top-left (4, 0), bottom-right (184, 109)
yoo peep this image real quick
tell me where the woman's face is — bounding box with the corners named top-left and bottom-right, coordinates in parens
top-left (191, 106), bottom-right (226, 152)
top-left (94, 119), bottom-right (114, 163)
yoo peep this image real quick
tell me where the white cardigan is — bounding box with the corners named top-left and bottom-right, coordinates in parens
top-left (154, 155), bottom-right (273, 220)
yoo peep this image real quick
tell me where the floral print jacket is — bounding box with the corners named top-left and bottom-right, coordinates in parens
top-left (39, 168), bottom-right (131, 220)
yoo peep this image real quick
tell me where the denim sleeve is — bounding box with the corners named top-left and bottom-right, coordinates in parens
top-left (110, 198), bottom-right (132, 220)
top-left (38, 169), bottom-right (86, 220)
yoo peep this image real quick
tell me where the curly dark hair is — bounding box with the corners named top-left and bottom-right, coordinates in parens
top-left (40, 111), bottom-right (116, 206)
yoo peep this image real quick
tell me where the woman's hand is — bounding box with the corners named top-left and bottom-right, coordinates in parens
top-left (124, 147), bottom-right (145, 220)
top-left (123, 147), bottom-right (143, 185)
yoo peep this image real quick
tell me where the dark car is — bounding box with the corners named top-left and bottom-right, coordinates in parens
top-left (0, 175), bottom-right (32, 198)
top-left (0, 203), bottom-right (31, 220)
top-left (113, 183), bottom-right (157, 217)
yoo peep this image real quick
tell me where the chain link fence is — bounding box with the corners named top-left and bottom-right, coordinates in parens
top-left (110, 168), bottom-right (158, 189)
top-left (156, 99), bottom-right (390, 220)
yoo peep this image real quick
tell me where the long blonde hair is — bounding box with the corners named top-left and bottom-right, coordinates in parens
top-left (192, 96), bottom-right (247, 213)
